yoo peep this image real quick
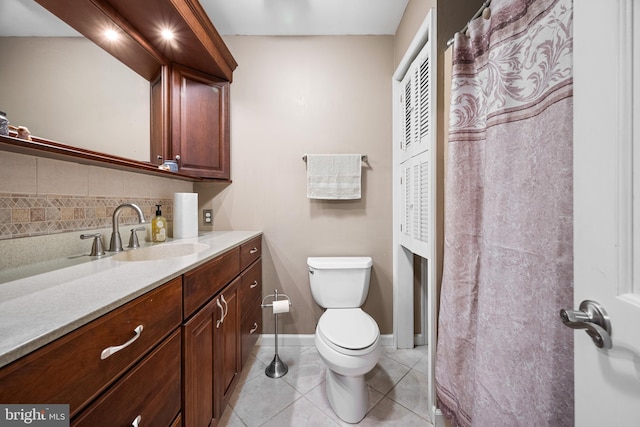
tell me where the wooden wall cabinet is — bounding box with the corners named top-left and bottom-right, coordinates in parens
top-left (168, 64), bottom-right (231, 179)
top-left (19, 0), bottom-right (238, 181)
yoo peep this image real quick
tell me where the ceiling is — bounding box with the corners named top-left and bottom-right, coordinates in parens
top-left (0, 0), bottom-right (410, 37)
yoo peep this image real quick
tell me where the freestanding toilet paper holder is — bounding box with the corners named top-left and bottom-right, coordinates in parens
top-left (261, 290), bottom-right (292, 378)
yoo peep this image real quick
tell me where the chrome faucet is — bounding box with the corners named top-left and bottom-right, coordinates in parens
top-left (109, 203), bottom-right (147, 252)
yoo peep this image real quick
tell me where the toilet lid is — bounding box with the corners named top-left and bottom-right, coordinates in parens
top-left (318, 309), bottom-right (379, 350)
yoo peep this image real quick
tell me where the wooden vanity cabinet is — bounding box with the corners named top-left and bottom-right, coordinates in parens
top-left (238, 236), bottom-right (263, 367)
top-left (0, 277), bottom-right (183, 422)
top-left (183, 236), bottom-right (262, 426)
top-left (240, 259), bottom-right (263, 367)
top-left (0, 235), bottom-right (262, 427)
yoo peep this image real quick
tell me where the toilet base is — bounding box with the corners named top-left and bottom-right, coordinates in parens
top-left (325, 367), bottom-right (368, 424)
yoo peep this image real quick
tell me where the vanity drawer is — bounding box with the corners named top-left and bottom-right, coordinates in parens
top-left (183, 247), bottom-right (240, 319)
top-left (240, 304), bottom-right (262, 368)
top-left (240, 235), bottom-right (262, 271)
top-left (239, 259), bottom-right (262, 316)
top-left (73, 330), bottom-right (181, 427)
top-left (0, 277), bottom-right (182, 417)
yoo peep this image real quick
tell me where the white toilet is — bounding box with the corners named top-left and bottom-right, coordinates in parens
top-left (308, 256), bottom-right (381, 424)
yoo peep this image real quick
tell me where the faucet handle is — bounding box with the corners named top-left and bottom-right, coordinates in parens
top-left (80, 233), bottom-right (106, 257)
top-left (128, 227), bottom-right (146, 249)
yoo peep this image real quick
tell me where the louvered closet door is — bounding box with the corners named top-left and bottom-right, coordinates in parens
top-left (397, 37), bottom-right (433, 257)
top-left (413, 42), bottom-right (432, 156)
top-left (400, 160), bottom-right (414, 250)
top-left (411, 150), bottom-right (430, 258)
top-left (399, 41), bottom-right (433, 163)
top-left (399, 152), bottom-right (430, 257)
top-left (400, 71), bottom-right (414, 164)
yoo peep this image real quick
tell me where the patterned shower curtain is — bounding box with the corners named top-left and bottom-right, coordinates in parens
top-left (435, 0), bottom-right (574, 426)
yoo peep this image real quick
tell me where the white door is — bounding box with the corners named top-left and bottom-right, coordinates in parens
top-left (573, 1), bottom-right (640, 425)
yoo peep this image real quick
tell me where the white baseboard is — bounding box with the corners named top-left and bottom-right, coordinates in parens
top-left (257, 334), bottom-right (395, 347)
top-left (433, 408), bottom-right (446, 427)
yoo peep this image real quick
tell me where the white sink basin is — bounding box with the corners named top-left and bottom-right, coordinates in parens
top-left (112, 243), bottom-right (209, 262)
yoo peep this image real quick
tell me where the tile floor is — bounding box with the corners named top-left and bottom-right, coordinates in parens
top-left (219, 345), bottom-right (434, 426)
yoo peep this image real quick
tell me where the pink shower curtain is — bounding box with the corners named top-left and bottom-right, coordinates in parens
top-left (435, 0), bottom-right (574, 426)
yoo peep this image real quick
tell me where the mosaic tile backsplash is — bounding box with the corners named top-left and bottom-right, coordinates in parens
top-left (0, 194), bottom-right (173, 240)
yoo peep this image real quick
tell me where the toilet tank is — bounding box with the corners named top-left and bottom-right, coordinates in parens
top-left (307, 257), bottom-right (373, 308)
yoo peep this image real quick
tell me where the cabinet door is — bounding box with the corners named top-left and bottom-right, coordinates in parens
top-left (215, 278), bottom-right (241, 416)
top-left (183, 279), bottom-right (240, 427)
top-left (151, 66), bottom-right (169, 166)
top-left (182, 298), bottom-right (219, 427)
top-left (171, 63), bottom-right (230, 179)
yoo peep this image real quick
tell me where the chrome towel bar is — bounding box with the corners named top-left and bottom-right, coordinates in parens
top-left (302, 154), bottom-right (368, 162)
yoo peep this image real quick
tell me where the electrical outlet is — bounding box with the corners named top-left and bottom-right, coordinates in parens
top-left (203, 209), bottom-right (213, 225)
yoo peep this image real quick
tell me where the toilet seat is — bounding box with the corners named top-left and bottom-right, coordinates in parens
top-left (317, 309), bottom-right (379, 355)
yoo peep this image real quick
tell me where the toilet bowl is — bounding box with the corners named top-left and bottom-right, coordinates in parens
top-left (315, 308), bottom-right (381, 423)
top-left (308, 257), bottom-right (381, 423)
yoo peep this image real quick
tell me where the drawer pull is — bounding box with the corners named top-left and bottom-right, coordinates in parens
top-left (249, 247), bottom-right (258, 254)
top-left (132, 415), bottom-right (142, 427)
top-left (100, 325), bottom-right (144, 360)
top-left (250, 280), bottom-right (259, 289)
top-left (250, 323), bottom-right (258, 334)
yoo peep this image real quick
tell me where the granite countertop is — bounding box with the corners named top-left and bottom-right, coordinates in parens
top-left (0, 230), bottom-right (261, 369)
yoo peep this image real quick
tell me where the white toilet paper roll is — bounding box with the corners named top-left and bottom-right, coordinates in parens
top-left (272, 300), bottom-right (290, 314)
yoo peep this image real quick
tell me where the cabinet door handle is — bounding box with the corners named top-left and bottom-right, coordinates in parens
top-left (101, 325), bottom-right (144, 360)
top-left (250, 323), bottom-right (258, 334)
top-left (250, 280), bottom-right (258, 289)
top-left (249, 247), bottom-right (258, 254)
top-left (216, 298), bottom-right (224, 328)
top-left (132, 415), bottom-right (142, 427)
top-left (220, 294), bottom-right (228, 321)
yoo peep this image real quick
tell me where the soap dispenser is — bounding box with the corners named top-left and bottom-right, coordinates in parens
top-left (152, 204), bottom-right (167, 243)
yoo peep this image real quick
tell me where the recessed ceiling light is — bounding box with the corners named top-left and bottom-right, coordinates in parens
top-left (104, 29), bottom-right (119, 41)
top-left (161, 29), bottom-right (174, 40)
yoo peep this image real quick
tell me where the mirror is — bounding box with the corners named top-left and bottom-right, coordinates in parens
top-left (0, 0), bottom-right (152, 163)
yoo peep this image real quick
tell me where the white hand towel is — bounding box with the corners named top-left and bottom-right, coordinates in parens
top-left (306, 154), bottom-right (362, 200)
